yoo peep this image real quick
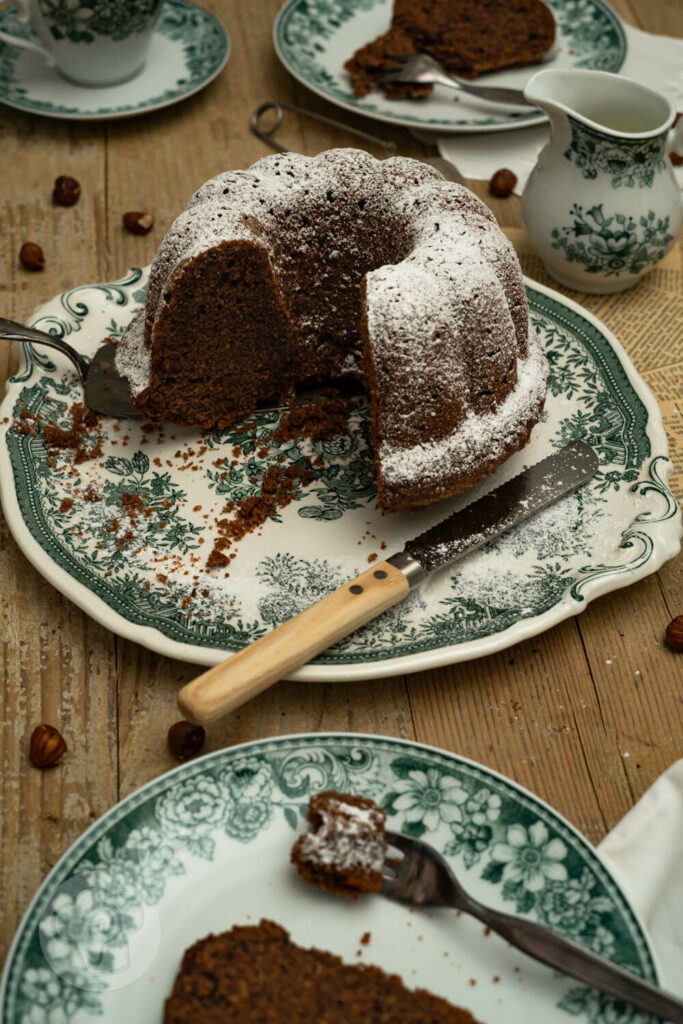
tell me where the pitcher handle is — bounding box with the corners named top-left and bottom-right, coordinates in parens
top-left (0, 1), bottom-right (55, 64)
top-left (666, 116), bottom-right (683, 158)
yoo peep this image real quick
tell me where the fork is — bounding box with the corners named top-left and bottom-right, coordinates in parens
top-left (382, 830), bottom-right (683, 1023)
top-left (376, 53), bottom-right (537, 109)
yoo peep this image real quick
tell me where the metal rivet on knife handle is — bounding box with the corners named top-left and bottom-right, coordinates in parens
top-left (177, 561), bottom-right (411, 725)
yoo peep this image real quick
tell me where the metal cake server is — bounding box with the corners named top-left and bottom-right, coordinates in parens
top-left (382, 830), bottom-right (683, 1023)
top-left (178, 440), bottom-right (599, 725)
top-left (0, 316), bottom-right (138, 417)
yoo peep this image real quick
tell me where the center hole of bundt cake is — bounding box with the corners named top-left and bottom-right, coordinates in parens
top-left (266, 191), bottom-right (415, 388)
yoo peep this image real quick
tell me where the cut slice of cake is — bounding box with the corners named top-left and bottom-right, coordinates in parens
top-left (346, 0), bottom-right (556, 97)
top-left (291, 790), bottom-right (387, 899)
top-left (164, 919), bottom-right (483, 1023)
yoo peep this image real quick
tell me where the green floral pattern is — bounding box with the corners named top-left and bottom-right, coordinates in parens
top-left (39, 0), bottom-right (162, 43)
top-left (0, 1), bottom-right (228, 119)
top-left (1, 268), bottom-right (679, 673)
top-left (0, 736), bottom-right (659, 1023)
top-left (551, 204), bottom-right (674, 277)
top-left (274, 0), bottom-right (626, 131)
top-left (564, 117), bottom-right (667, 189)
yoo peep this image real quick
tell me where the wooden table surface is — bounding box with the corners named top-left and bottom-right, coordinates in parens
top-left (1, 0), bottom-right (681, 967)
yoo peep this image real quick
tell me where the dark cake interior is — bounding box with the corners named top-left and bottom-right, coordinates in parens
top-left (291, 790), bottom-right (387, 899)
top-left (140, 184), bottom-right (414, 429)
top-left (164, 919), bottom-right (483, 1023)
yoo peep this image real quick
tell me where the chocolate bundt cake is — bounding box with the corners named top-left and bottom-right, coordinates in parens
top-left (291, 790), bottom-right (387, 899)
top-left (115, 149), bottom-right (547, 512)
top-left (165, 919), bottom-right (482, 1022)
top-left (346, 0), bottom-right (556, 97)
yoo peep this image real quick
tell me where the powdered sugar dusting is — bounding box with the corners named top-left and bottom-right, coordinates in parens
top-left (299, 798), bottom-right (385, 872)
top-left (378, 324), bottom-right (548, 487)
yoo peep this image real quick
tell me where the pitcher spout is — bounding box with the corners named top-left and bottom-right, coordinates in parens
top-left (524, 69), bottom-right (674, 139)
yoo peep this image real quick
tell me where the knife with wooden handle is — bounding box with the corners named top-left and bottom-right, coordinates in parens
top-left (178, 440), bottom-right (598, 725)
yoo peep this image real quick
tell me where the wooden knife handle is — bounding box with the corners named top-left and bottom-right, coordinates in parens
top-left (177, 560), bottom-right (409, 725)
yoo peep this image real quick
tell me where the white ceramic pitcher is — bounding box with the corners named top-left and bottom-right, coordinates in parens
top-left (522, 69), bottom-right (683, 294)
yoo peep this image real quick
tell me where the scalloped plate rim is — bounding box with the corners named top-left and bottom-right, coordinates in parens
top-left (0, 730), bottom-right (664, 1019)
top-left (0, 0), bottom-right (230, 122)
top-left (0, 274), bottom-right (680, 681)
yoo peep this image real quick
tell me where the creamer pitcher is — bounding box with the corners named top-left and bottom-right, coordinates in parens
top-left (522, 69), bottom-right (682, 293)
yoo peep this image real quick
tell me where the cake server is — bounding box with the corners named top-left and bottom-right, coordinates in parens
top-left (178, 440), bottom-right (599, 725)
top-left (0, 316), bottom-right (139, 417)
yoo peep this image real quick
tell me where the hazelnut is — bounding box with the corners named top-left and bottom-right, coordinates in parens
top-left (19, 242), bottom-right (45, 271)
top-left (29, 724), bottom-right (67, 768)
top-left (670, 152), bottom-right (683, 167)
top-left (664, 615), bottom-right (683, 652)
top-left (489, 168), bottom-right (518, 198)
top-left (168, 720), bottom-right (206, 761)
top-left (123, 211), bottom-right (154, 235)
top-left (52, 175), bottom-right (81, 206)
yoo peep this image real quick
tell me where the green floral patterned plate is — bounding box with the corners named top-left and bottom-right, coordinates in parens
top-left (0, 0), bottom-right (229, 121)
top-left (0, 267), bottom-right (680, 679)
top-left (0, 734), bottom-right (663, 1022)
top-left (273, 0), bottom-right (626, 134)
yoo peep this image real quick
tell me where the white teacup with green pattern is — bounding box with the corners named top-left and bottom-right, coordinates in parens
top-left (0, 0), bottom-right (164, 87)
top-left (522, 69), bottom-right (683, 294)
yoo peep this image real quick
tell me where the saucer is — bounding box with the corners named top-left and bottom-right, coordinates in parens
top-left (0, 0), bottom-right (229, 121)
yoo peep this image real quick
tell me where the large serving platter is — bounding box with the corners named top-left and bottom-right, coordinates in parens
top-left (0, 268), bottom-right (680, 680)
top-left (0, 733), bottom-right (662, 1023)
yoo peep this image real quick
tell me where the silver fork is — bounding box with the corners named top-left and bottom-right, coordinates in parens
top-left (376, 53), bottom-right (537, 109)
top-left (382, 830), bottom-right (683, 1023)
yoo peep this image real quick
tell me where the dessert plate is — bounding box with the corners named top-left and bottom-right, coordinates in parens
top-left (0, 267), bottom-right (680, 680)
top-left (0, 733), bottom-right (662, 1023)
top-left (273, 0), bottom-right (626, 134)
top-left (0, 0), bottom-right (229, 121)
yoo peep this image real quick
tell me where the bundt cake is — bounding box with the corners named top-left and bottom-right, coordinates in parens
top-left (346, 0), bottom-right (556, 98)
top-left (115, 149), bottom-right (548, 512)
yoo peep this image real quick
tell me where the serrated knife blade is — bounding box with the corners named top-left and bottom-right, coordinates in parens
top-left (388, 439), bottom-right (599, 581)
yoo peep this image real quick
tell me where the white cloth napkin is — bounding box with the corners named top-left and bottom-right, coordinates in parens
top-left (417, 25), bottom-right (683, 192)
top-left (598, 759), bottom-right (683, 995)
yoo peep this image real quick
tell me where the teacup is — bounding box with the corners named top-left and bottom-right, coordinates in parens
top-left (0, 0), bottom-right (164, 87)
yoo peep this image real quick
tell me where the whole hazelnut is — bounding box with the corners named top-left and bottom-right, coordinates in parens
top-left (29, 724), bottom-right (67, 768)
top-left (19, 242), bottom-right (45, 271)
top-left (664, 615), bottom-right (683, 652)
top-left (123, 211), bottom-right (154, 235)
top-left (489, 168), bottom-right (518, 198)
top-left (53, 175), bottom-right (81, 206)
top-left (168, 720), bottom-right (206, 762)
